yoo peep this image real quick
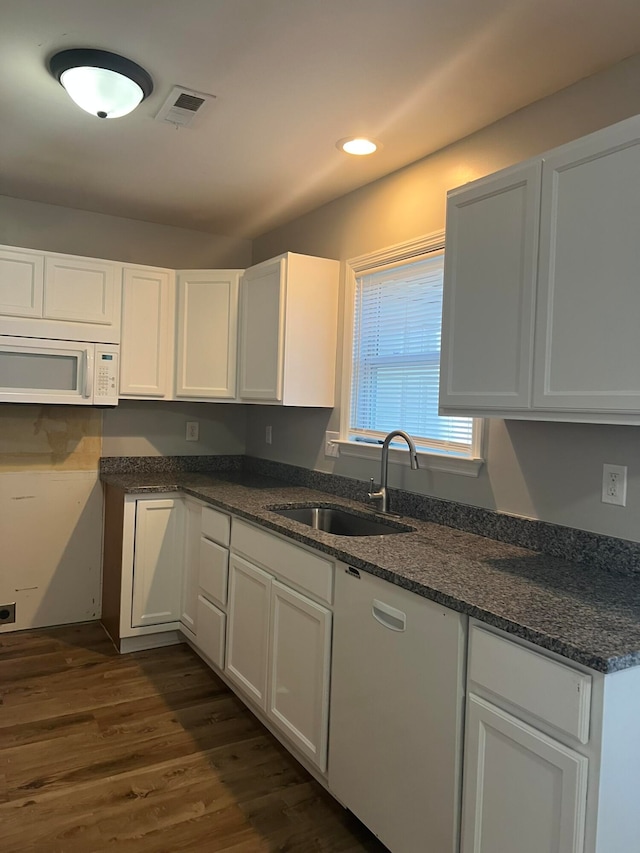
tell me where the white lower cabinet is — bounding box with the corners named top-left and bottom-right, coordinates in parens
top-left (196, 594), bottom-right (226, 669)
top-left (461, 694), bottom-right (588, 853)
top-left (226, 520), bottom-right (333, 772)
top-left (459, 623), bottom-right (640, 853)
top-left (180, 498), bottom-right (202, 635)
top-left (268, 580), bottom-right (331, 770)
top-left (225, 554), bottom-right (272, 708)
top-left (186, 503), bottom-right (231, 667)
top-left (131, 498), bottom-right (184, 628)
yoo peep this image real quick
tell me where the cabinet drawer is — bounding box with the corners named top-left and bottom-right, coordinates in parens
top-left (196, 595), bottom-right (226, 669)
top-left (200, 536), bottom-right (228, 607)
top-left (201, 505), bottom-right (230, 546)
top-left (468, 626), bottom-right (591, 743)
top-left (231, 519), bottom-right (333, 604)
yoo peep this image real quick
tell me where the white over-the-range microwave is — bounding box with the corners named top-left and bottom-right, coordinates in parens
top-left (0, 336), bottom-right (119, 405)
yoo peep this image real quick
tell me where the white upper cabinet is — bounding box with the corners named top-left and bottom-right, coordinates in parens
top-left (175, 269), bottom-right (242, 400)
top-left (0, 247), bottom-right (44, 318)
top-left (238, 253), bottom-right (340, 406)
top-left (440, 114), bottom-right (640, 423)
top-left (43, 255), bottom-right (117, 325)
top-left (119, 265), bottom-right (175, 399)
top-left (0, 245), bottom-right (121, 343)
top-left (440, 163), bottom-right (541, 411)
top-left (533, 120), bottom-right (640, 413)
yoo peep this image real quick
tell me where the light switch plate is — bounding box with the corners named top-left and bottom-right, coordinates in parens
top-left (325, 431), bottom-right (340, 458)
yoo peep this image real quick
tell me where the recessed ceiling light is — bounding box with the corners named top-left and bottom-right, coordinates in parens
top-left (49, 49), bottom-right (153, 119)
top-left (337, 137), bottom-right (380, 156)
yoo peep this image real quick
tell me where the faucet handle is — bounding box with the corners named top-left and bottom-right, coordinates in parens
top-left (368, 477), bottom-right (375, 496)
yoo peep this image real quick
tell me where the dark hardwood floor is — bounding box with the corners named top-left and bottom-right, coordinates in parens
top-left (0, 623), bottom-right (387, 853)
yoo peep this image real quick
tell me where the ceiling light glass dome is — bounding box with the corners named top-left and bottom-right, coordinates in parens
top-left (49, 49), bottom-right (153, 119)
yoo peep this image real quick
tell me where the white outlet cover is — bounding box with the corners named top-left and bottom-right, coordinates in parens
top-left (602, 463), bottom-right (627, 506)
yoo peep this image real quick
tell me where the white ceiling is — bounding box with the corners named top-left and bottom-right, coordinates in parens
top-left (2, 0), bottom-right (640, 239)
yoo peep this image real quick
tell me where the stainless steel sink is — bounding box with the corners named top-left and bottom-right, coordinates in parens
top-left (269, 505), bottom-right (414, 536)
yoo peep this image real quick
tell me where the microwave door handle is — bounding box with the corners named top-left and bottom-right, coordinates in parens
top-left (83, 348), bottom-right (94, 399)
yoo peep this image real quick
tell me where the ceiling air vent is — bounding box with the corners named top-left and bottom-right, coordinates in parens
top-left (155, 86), bottom-right (216, 128)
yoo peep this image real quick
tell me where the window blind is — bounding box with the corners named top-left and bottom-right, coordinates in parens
top-left (350, 253), bottom-right (473, 455)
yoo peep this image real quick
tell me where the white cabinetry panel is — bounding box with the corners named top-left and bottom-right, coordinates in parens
top-left (469, 625), bottom-right (591, 743)
top-left (131, 498), bottom-right (183, 628)
top-left (534, 122), bottom-right (640, 411)
top-left (238, 258), bottom-right (284, 401)
top-left (199, 536), bottom-right (229, 607)
top-left (268, 580), bottom-right (331, 771)
top-left (238, 253), bottom-right (339, 406)
top-left (225, 554), bottom-right (272, 708)
top-left (196, 594), bottom-right (226, 668)
top-left (120, 266), bottom-right (174, 398)
top-left (180, 498), bottom-right (201, 634)
top-left (461, 694), bottom-right (588, 853)
top-left (175, 270), bottom-right (241, 399)
top-left (44, 255), bottom-right (117, 325)
top-left (440, 162), bottom-right (540, 411)
top-left (0, 247), bottom-right (44, 318)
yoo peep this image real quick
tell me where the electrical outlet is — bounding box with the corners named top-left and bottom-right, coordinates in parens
top-left (185, 421), bottom-right (199, 442)
top-left (602, 463), bottom-right (627, 506)
top-left (0, 603), bottom-right (16, 625)
top-left (325, 431), bottom-right (340, 458)
top-left (265, 425), bottom-right (272, 445)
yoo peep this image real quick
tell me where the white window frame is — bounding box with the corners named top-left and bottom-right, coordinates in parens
top-left (338, 232), bottom-right (484, 477)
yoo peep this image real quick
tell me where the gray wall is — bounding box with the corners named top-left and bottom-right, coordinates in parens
top-left (0, 195), bottom-right (252, 269)
top-left (102, 401), bottom-right (246, 458)
top-left (245, 52), bottom-right (640, 542)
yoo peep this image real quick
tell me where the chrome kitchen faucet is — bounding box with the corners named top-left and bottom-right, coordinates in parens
top-left (368, 430), bottom-right (419, 514)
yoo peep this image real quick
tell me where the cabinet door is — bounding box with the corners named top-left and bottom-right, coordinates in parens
top-left (461, 694), bottom-right (588, 853)
top-left (120, 267), bottom-right (174, 398)
top-left (268, 580), bottom-right (331, 771)
top-left (180, 500), bottom-right (201, 634)
top-left (534, 118), bottom-right (640, 412)
top-left (238, 258), bottom-right (285, 401)
top-left (225, 554), bottom-right (272, 709)
top-left (0, 247), bottom-right (44, 318)
top-left (199, 536), bottom-right (229, 608)
top-left (43, 255), bottom-right (118, 325)
top-left (131, 499), bottom-right (183, 628)
top-left (175, 270), bottom-right (240, 399)
top-left (196, 594), bottom-right (226, 669)
top-left (440, 162), bottom-right (541, 412)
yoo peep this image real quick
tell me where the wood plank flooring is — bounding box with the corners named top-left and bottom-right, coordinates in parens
top-left (0, 623), bottom-right (387, 853)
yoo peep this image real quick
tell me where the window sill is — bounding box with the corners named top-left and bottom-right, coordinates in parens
top-left (335, 440), bottom-right (484, 477)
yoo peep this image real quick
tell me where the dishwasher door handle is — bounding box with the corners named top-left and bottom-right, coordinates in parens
top-left (372, 599), bottom-right (406, 631)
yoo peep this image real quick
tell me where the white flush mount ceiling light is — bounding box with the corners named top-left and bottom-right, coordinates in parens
top-left (337, 137), bottom-right (380, 156)
top-left (49, 49), bottom-right (153, 119)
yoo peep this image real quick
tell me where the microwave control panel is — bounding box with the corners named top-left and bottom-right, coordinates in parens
top-left (95, 346), bottom-right (119, 404)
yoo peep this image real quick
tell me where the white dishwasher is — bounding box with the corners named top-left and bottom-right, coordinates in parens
top-left (328, 565), bottom-right (466, 853)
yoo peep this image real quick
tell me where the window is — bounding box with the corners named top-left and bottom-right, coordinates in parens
top-left (341, 234), bottom-right (482, 474)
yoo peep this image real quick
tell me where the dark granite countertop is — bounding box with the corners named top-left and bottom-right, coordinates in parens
top-left (101, 470), bottom-right (640, 674)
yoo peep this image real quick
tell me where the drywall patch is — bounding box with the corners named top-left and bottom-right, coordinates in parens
top-left (0, 404), bottom-right (102, 471)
